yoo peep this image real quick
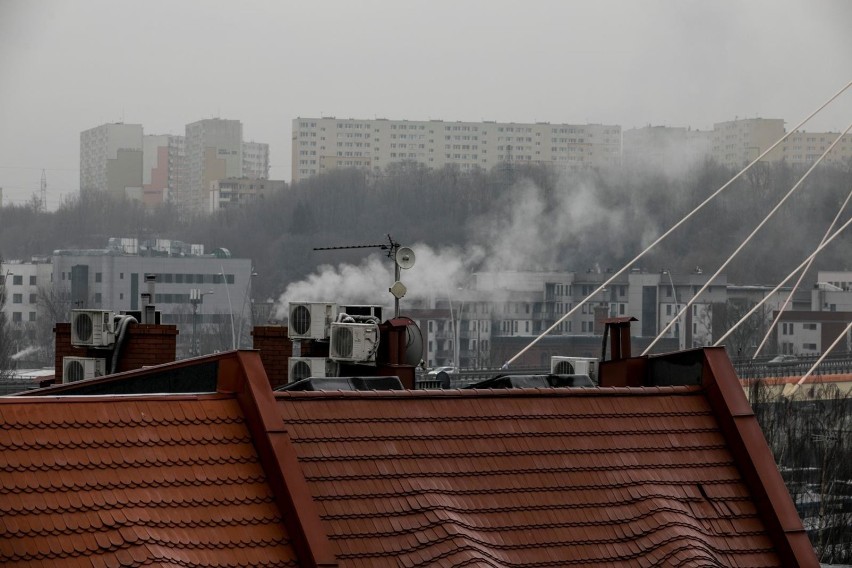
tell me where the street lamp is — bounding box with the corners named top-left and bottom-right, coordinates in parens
top-left (663, 269), bottom-right (684, 350)
top-left (236, 268), bottom-right (258, 347)
top-left (220, 267), bottom-right (235, 350)
top-left (190, 289), bottom-right (214, 356)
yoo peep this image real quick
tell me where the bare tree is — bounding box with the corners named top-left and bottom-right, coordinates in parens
top-left (751, 378), bottom-right (852, 562)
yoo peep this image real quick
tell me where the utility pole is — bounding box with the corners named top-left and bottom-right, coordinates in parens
top-left (190, 289), bottom-right (213, 356)
top-left (40, 170), bottom-right (47, 212)
top-left (314, 234), bottom-right (415, 318)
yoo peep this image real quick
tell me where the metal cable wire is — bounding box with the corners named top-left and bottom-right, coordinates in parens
top-left (507, 80), bottom-right (852, 366)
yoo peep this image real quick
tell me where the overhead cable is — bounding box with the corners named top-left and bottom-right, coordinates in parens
top-left (644, 121), bottom-right (852, 355)
top-left (506, 79), bottom-right (852, 366)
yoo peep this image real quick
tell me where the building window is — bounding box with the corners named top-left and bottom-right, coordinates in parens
top-left (29, 275), bottom-right (36, 285)
top-left (94, 293), bottom-right (102, 304)
top-left (120, 293), bottom-right (124, 300)
top-left (28, 312), bottom-right (36, 322)
top-left (95, 272), bottom-right (102, 283)
top-left (29, 294), bottom-right (36, 304)
top-left (803, 343), bottom-right (817, 351)
top-left (12, 312), bottom-right (22, 323)
top-left (12, 294), bottom-right (22, 304)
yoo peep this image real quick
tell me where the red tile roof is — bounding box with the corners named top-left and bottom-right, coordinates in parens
top-left (275, 387), bottom-right (785, 567)
top-left (1, 348), bottom-right (818, 567)
top-left (0, 393), bottom-right (300, 566)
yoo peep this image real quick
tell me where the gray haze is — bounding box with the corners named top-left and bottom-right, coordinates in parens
top-left (1, 0), bottom-right (851, 209)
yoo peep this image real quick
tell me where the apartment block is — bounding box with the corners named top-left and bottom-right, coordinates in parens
top-left (711, 118), bottom-right (786, 169)
top-left (291, 117), bottom-right (622, 183)
top-left (142, 134), bottom-right (185, 207)
top-left (1, 259), bottom-right (53, 335)
top-left (209, 178), bottom-right (285, 212)
top-left (782, 131), bottom-right (852, 168)
top-left (80, 123), bottom-right (144, 198)
top-left (406, 268), bottom-right (733, 368)
top-left (242, 141), bottom-right (270, 179)
top-left (184, 118), bottom-right (244, 215)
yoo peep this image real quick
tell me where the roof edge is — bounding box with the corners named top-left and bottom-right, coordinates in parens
top-left (702, 347), bottom-right (818, 567)
top-left (275, 385), bottom-right (703, 400)
top-left (220, 351), bottom-right (338, 568)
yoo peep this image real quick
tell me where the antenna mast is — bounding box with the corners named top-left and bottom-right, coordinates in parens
top-left (314, 234), bottom-right (416, 318)
top-left (40, 169), bottom-right (47, 212)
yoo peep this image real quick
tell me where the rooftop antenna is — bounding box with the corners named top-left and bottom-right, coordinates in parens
top-left (314, 234), bottom-right (415, 318)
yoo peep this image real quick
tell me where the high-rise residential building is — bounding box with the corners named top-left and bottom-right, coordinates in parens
top-left (291, 117), bottom-right (622, 184)
top-left (184, 119), bottom-right (243, 214)
top-left (80, 123), bottom-right (144, 198)
top-left (142, 134), bottom-right (185, 207)
top-left (242, 141), bottom-right (270, 179)
top-left (781, 131), bottom-right (852, 168)
top-left (711, 118), bottom-right (786, 169)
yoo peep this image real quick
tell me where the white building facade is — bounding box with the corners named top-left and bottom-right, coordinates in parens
top-left (80, 123), bottom-right (144, 198)
top-left (291, 117), bottom-right (622, 183)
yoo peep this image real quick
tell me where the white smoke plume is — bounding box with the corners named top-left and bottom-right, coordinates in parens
top-left (274, 244), bottom-right (484, 319)
top-left (273, 171), bottom-right (643, 320)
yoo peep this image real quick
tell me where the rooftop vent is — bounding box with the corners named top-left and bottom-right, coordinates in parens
top-left (465, 374), bottom-right (595, 389)
top-left (276, 376), bottom-right (403, 391)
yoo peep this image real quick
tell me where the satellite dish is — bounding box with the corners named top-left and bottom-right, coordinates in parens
top-left (395, 247), bottom-right (416, 269)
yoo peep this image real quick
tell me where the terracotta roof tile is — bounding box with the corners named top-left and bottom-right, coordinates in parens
top-left (0, 395), bottom-right (299, 566)
top-left (276, 388), bottom-right (788, 566)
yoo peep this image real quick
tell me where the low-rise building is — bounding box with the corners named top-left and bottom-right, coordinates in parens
top-left (50, 240), bottom-right (254, 356)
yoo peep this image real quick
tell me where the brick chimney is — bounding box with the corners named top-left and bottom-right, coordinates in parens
top-left (252, 325), bottom-right (354, 388)
top-left (54, 322), bottom-right (178, 384)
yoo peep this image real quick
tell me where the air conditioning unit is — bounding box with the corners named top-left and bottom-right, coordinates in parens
top-left (71, 309), bottom-right (116, 348)
top-left (62, 357), bottom-right (107, 383)
top-left (288, 357), bottom-right (339, 383)
top-left (339, 304), bottom-right (383, 322)
top-left (288, 302), bottom-right (337, 340)
top-left (330, 322), bottom-right (380, 363)
top-left (551, 356), bottom-right (598, 382)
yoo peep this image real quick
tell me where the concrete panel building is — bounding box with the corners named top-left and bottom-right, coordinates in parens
top-left (185, 119), bottom-right (244, 214)
top-left (209, 178), bottom-right (285, 212)
top-left (242, 141), bottom-right (270, 179)
top-left (711, 118), bottom-right (786, 169)
top-left (1, 258), bottom-right (53, 336)
top-left (80, 123), bottom-right (144, 198)
top-left (142, 134), bottom-right (185, 207)
top-left (291, 117), bottom-right (622, 183)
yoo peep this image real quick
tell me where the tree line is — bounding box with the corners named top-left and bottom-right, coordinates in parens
top-left (1, 158), bottom-right (850, 304)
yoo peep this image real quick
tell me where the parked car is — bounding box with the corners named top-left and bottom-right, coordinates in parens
top-left (427, 366), bottom-right (456, 377)
top-left (767, 355), bottom-right (799, 366)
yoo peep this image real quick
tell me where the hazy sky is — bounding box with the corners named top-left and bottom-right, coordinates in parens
top-left (1, 0), bottom-right (850, 209)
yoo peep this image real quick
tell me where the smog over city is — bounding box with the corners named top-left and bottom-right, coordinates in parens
top-left (4, 1), bottom-right (852, 562)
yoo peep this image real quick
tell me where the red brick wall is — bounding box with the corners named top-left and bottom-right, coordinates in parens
top-left (251, 325), bottom-right (333, 388)
top-left (54, 322), bottom-right (178, 383)
top-left (251, 326), bottom-right (292, 388)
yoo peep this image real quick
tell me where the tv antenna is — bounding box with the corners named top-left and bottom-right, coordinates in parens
top-left (314, 234), bottom-right (416, 318)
